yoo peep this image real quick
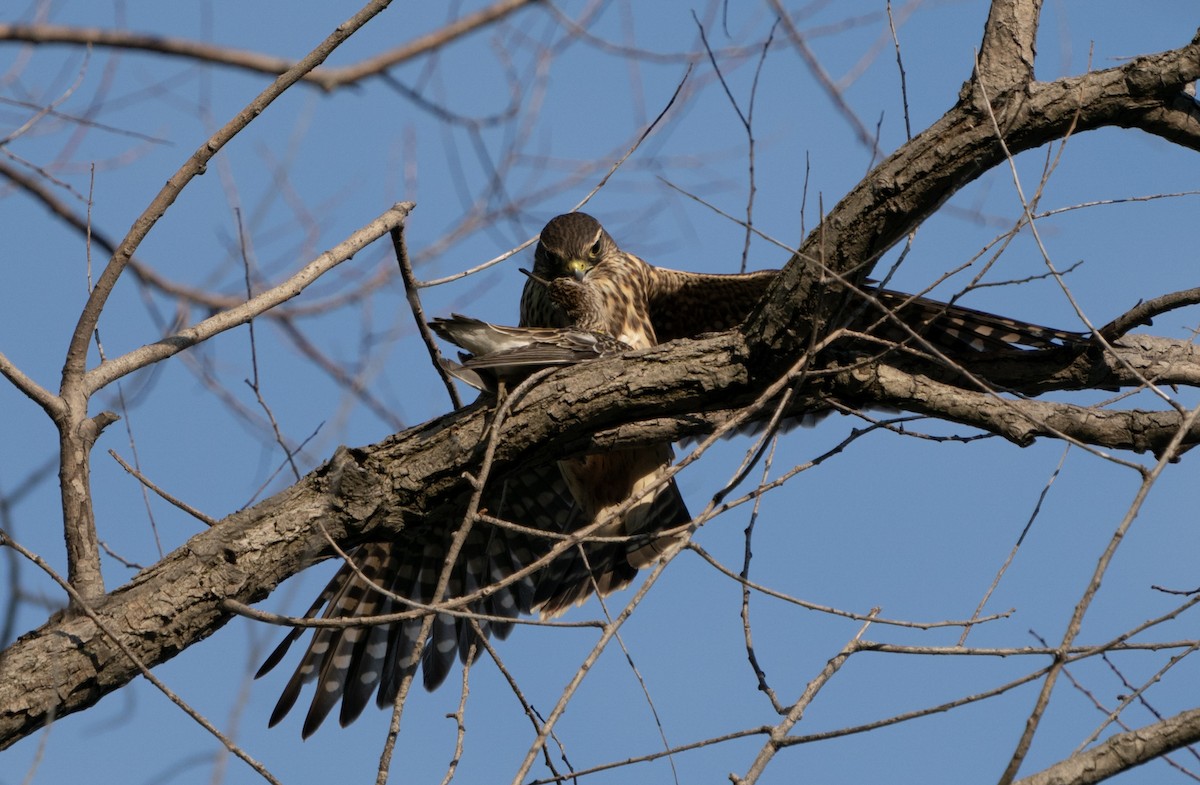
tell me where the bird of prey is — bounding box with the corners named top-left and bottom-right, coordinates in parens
top-left (430, 269), bottom-right (691, 614)
top-left (258, 211), bottom-right (1085, 737)
top-left (521, 212), bottom-right (1085, 355)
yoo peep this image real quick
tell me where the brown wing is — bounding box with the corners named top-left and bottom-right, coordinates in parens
top-left (865, 289), bottom-right (1086, 352)
top-left (646, 266), bottom-right (775, 343)
top-left (644, 265), bottom-right (1084, 352)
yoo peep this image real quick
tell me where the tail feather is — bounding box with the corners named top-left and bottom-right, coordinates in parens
top-left (859, 289), bottom-right (1086, 353)
top-left (260, 459), bottom-right (690, 735)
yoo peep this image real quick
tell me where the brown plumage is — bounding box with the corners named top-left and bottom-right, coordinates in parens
top-left (431, 271), bottom-right (693, 618)
top-left (260, 211), bottom-right (1085, 737)
top-left (519, 215), bottom-right (696, 616)
top-left (522, 212), bottom-right (1085, 353)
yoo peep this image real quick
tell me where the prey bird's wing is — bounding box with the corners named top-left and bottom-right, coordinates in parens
top-left (430, 314), bottom-right (629, 390)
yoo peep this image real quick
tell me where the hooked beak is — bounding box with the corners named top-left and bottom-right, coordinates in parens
top-left (565, 258), bottom-right (589, 281)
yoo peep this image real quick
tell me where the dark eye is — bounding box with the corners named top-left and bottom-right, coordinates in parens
top-left (589, 241), bottom-right (602, 258)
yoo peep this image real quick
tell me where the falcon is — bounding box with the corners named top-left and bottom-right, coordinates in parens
top-left (521, 212), bottom-right (1085, 353)
top-left (452, 269), bottom-right (694, 616)
top-left (258, 211), bottom-right (1086, 736)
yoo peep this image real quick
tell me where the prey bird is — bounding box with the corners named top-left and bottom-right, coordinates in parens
top-left (429, 275), bottom-right (629, 391)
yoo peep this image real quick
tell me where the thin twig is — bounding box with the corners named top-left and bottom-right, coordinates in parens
top-left (376, 367), bottom-right (552, 785)
top-left (84, 202), bottom-right (414, 394)
top-left (734, 611), bottom-right (880, 785)
top-left (740, 435), bottom-right (784, 713)
top-left (689, 543), bottom-right (1012, 629)
top-left (108, 450), bottom-right (218, 526)
top-left (237, 209), bottom-right (301, 483)
top-left (958, 445), bottom-right (1070, 645)
top-left (473, 626), bottom-right (574, 781)
top-left (63, 1), bottom-right (399, 389)
top-left (391, 221), bottom-right (462, 409)
top-left (999, 401), bottom-right (1200, 785)
top-left (0, 0), bottom-right (539, 91)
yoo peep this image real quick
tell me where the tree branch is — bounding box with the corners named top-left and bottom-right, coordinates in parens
top-left (5, 324), bottom-right (1200, 747)
top-left (1014, 708), bottom-right (1200, 785)
top-left (834, 360), bottom-right (1200, 458)
top-left (83, 202), bottom-right (413, 394)
top-left (0, 348), bottom-right (60, 417)
top-left (60, 0), bottom-right (396, 386)
top-left (1099, 287), bottom-right (1200, 341)
top-left (0, 0), bottom-right (540, 91)
top-left (744, 29), bottom-right (1200, 365)
top-left (976, 0), bottom-right (1039, 88)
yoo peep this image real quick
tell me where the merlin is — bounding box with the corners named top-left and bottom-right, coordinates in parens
top-left (258, 212), bottom-right (1085, 736)
top-left (522, 212), bottom-right (1083, 353)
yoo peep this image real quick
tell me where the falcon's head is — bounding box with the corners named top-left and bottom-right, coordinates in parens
top-left (532, 212), bottom-right (620, 282)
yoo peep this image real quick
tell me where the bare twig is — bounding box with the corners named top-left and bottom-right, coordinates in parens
top-left (0, 0), bottom-right (541, 91)
top-left (63, 1), bottom-right (399, 388)
top-left (1100, 287), bottom-right (1200, 341)
top-left (236, 209), bottom-right (302, 483)
top-left (84, 202), bottom-right (414, 394)
top-left (0, 350), bottom-right (59, 416)
top-left (958, 445), bottom-right (1070, 645)
top-left (733, 611), bottom-right (880, 785)
top-left (391, 221), bottom-right (463, 409)
top-left (767, 0), bottom-right (882, 156)
top-left (998, 403), bottom-right (1200, 784)
top-left (108, 450), bottom-right (218, 527)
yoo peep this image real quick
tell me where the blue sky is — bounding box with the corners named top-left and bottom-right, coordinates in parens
top-left (3, 2), bottom-right (1200, 784)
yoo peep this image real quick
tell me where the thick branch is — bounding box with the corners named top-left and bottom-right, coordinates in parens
top-left (1014, 708), bottom-right (1200, 785)
top-left (976, 0), bottom-right (1040, 86)
top-left (4, 328), bottom-right (1200, 746)
top-left (834, 361), bottom-right (1200, 458)
top-left (0, 334), bottom-right (748, 747)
